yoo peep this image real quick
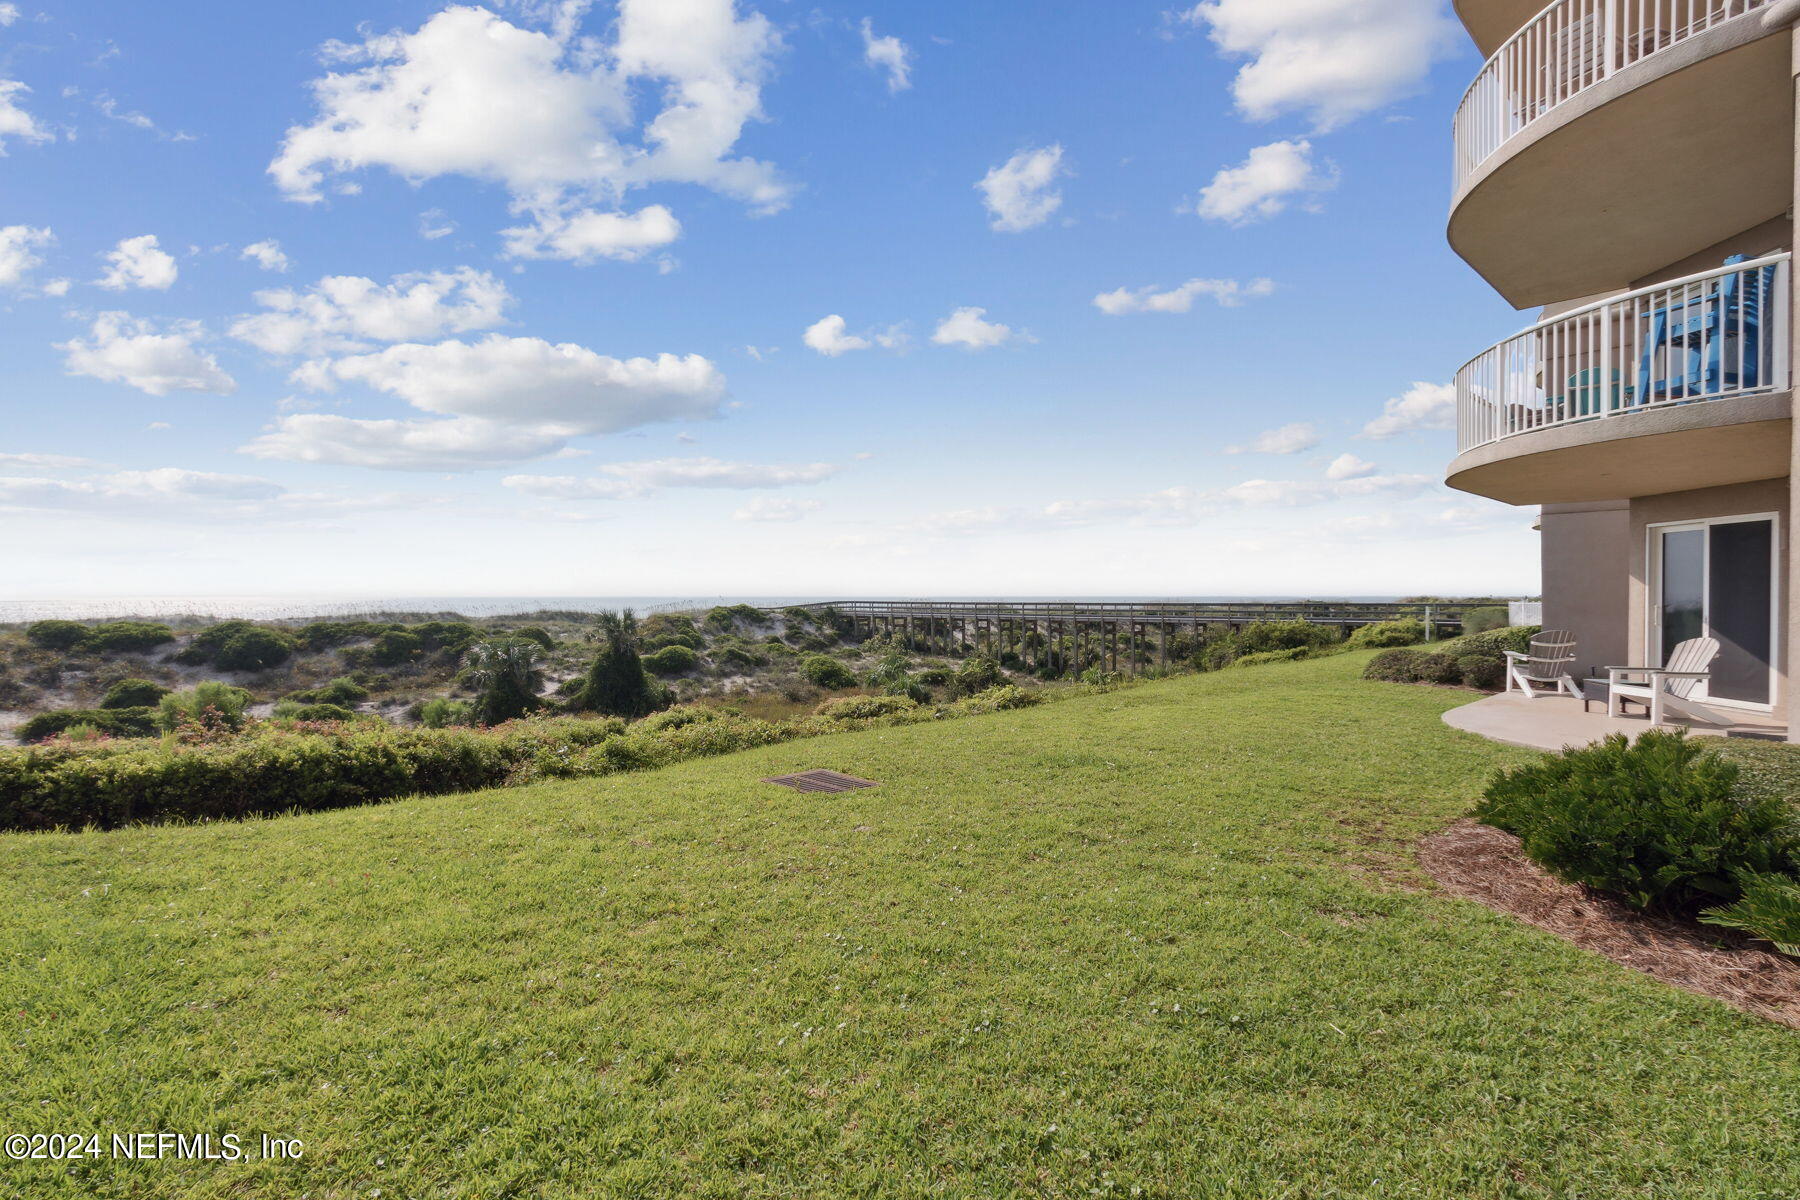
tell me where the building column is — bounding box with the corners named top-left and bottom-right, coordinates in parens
top-left (1789, 18), bottom-right (1800, 738)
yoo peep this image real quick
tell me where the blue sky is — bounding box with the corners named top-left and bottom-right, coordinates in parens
top-left (0, 0), bottom-right (1537, 600)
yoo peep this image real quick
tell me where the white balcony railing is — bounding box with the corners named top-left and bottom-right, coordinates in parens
top-left (1456, 254), bottom-right (1790, 454)
top-left (1453, 0), bottom-right (1771, 191)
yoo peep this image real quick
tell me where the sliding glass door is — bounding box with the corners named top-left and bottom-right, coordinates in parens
top-left (1650, 515), bottom-right (1776, 707)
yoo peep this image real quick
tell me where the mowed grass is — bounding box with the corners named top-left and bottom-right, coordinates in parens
top-left (4, 653), bottom-right (1799, 1200)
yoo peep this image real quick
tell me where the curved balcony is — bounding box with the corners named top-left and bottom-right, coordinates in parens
top-left (1449, 254), bottom-right (1793, 503)
top-left (1455, 0), bottom-right (1570, 56)
top-left (1450, 0), bottom-right (1790, 307)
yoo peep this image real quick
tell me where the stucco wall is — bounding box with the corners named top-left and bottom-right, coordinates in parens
top-left (1540, 501), bottom-right (1631, 675)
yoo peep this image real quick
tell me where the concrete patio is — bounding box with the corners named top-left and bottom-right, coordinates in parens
top-left (1443, 692), bottom-right (1788, 752)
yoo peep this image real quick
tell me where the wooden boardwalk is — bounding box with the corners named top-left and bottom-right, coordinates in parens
top-left (775, 599), bottom-right (1476, 676)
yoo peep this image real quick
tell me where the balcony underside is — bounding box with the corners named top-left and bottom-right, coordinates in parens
top-left (1446, 390), bottom-right (1792, 503)
top-left (1454, 0), bottom-right (1563, 57)
top-left (1449, 24), bottom-right (1792, 309)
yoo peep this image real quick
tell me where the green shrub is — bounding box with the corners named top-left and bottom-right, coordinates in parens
top-left (181, 621), bottom-right (261, 664)
top-left (1230, 647), bottom-right (1312, 669)
top-left (366, 629), bottom-right (425, 667)
top-left (271, 701), bottom-right (357, 723)
top-left (417, 698), bottom-right (474, 729)
top-left (1476, 731), bottom-right (1800, 911)
top-left (25, 620), bottom-right (90, 651)
top-left (569, 611), bottom-right (665, 719)
top-left (294, 621), bottom-right (388, 650)
top-left (215, 627), bottom-right (297, 672)
top-left (1201, 620), bottom-right (1339, 670)
top-left (710, 637), bottom-right (768, 672)
top-left (1457, 654), bottom-right (1505, 690)
top-left (287, 677), bottom-right (368, 707)
top-left (914, 666), bottom-right (954, 687)
top-left (1362, 648), bottom-right (1459, 685)
top-left (644, 644), bottom-right (700, 677)
top-left (814, 695), bottom-right (920, 722)
top-left (1461, 606), bottom-right (1511, 635)
top-left (953, 685), bottom-right (1041, 714)
top-left (1345, 619), bottom-right (1426, 650)
top-left (18, 707), bottom-right (158, 743)
top-left (703, 604), bottom-right (764, 633)
top-left (953, 656), bottom-right (1004, 696)
top-left (511, 625), bottom-right (556, 652)
top-left (412, 621), bottom-right (481, 655)
top-left (1700, 871), bottom-right (1800, 955)
top-left (462, 638), bottom-right (545, 725)
top-left (83, 621), bottom-right (176, 654)
top-left (100, 678), bottom-right (170, 709)
top-left (157, 683), bottom-right (252, 734)
top-left (1449, 626), bottom-right (1539, 658)
top-left (640, 614), bottom-right (706, 652)
top-left (800, 653), bottom-right (857, 689)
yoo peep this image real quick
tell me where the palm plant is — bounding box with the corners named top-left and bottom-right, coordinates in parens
top-left (462, 637), bottom-right (545, 726)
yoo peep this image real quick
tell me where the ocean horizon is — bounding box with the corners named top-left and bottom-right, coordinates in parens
top-left (0, 594), bottom-right (1433, 623)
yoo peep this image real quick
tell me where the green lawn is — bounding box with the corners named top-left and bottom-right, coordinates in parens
top-left (5, 653), bottom-right (1799, 1199)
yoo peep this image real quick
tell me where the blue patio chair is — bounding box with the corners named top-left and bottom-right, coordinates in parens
top-left (1636, 254), bottom-right (1774, 403)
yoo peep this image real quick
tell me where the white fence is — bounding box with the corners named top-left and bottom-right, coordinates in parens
top-left (1456, 253), bottom-right (1790, 453)
top-left (1454, 0), bottom-right (1771, 190)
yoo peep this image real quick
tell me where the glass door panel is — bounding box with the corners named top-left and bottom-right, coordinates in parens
top-left (1708, 520), bottom-right (1773, 705)
top-left (1659, 527), bottom-right (1705, 664)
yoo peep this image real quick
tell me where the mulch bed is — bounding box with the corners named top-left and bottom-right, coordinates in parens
top-left (1419, 819), bottom-right (1800, 1028)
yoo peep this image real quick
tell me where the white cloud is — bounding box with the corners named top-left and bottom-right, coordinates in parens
top-left (1221, 472), bottom-right (1433, 507)
top-left (1194, 140), bottom-right (1335, 225)
top-left (241, 240), bottom-right (290, 272)
top-left (1180, 0), bottom-right (1459, 132)
top-left (42, 277), bottom-right (68, 296)
top-left (0, 468), bottom-right (284, 518)
top-left (802, 314), bottom-right (870, 357)
top-left (96, 234), bottom-right (179, 291)
top-left (502, 203), bottom-right (680, 263)
top-left (419, 208), bottom-right (456, 240)
top-left (918, 486), bottom-right (1210, 535)
top-left (0, 452), bottom-right (98, 470)
top-left (269, 3), bottom-right (788, 257)
top-left (230, 267), bottom-right (513, 356)
top-left (0, 6), bottom-right (18, 26)
top-left (0, 79), bottom-right (50, 155)
top-left (1360, 380), bottom-right (1456, 438)
top-left (59, 313), bottom-right (236, 397)
top-left (505, 456), bottom-right (837, 501)
top-left (860, 18), bottom-right (912, 92)
top-left (242, 415), bottom-right (567, 472)
top-left (1324, 453), bottom-right (1377, 480)
top-left (931, 306), bottom-right (1024, 350)
top-left (735, 496), bottom-right (820, 522)
top-left (1094, 276), bottom-right (1274, 315)
top-left (1224, 422), bottom-right (1318, 455)
top-left (977, 144), bottom-right (1066, 233)
top-left (0, 224), bottom-right (52, 288)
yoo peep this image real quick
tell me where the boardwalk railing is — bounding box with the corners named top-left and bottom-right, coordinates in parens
top-left (775, 600), bottom-right (1496, 676)
top-left (1456, 254), bottom-right (1789, 453)
top-left (1453, 0), bottom-right (1770, 192)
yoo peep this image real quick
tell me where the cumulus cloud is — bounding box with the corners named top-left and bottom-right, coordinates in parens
top-left (230, 267), bottom-right (513, 357)
top-left (247, 335), bottom-right (728, 469)
top-left (802, 314), bottom-right (870, 357)
top-left (1093, 276), bottom-right (1274, 315)
top-left (0, 78), bottom-right (50, 155)
top-left (505, 456), bottom-right (837, 501)
top-left (860, 18), bottom-right (912, 92)
top-left (1324, 453), bottom-right (1377, 481)
top-left (0, 452), bottom-right (98, 470)
top-left (501, 203), bottom-right (680, 263)
top-left (241, 240), bottom-right (290, 272)
top-left (931, 306), bottom-right (1024, 350)
top-left (268, 3), bottom-right (788, 260)
top-left (1224, 421), bottom-right (1317, 455)
top-left (1178, 0), bottom-right (1460, 132)
top-left (419, 208), bottom-right (456, 240)
top-left (96, 234), bottom-right (179, 291)
top-left (0, 224), bottom-right (52, 288)
top-left (977, 144), bottom-right (1066, 232)
top-left (735, 496), bottom-right (821, 522)
top-left (0, 5), bottom-right (18, 26)
top-left (59, 313), bottom-right (237, 397)
top-left (1194, 140), bottom-right (1335, 225)
top-left (1360, 380), bottom-right (1456, 438)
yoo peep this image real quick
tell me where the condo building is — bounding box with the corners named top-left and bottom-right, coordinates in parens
top-left (1446, 0), bottom-right (1800, 733)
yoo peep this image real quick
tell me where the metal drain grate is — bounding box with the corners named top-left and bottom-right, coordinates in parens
top-left (762, 769), bottom-right (879, 793)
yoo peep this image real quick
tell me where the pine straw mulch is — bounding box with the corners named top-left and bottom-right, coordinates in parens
top-left (1419, 818), bottom-right (1800, 1029)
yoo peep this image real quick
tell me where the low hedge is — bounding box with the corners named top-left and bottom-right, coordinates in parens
top-left (16, 707), bottom-right (160, 744)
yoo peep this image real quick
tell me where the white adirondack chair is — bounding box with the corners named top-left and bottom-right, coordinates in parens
top-left (1606, 637), bottom-right (1722, 726)
top-left (1503, 630), bottom-right (1581, 700)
